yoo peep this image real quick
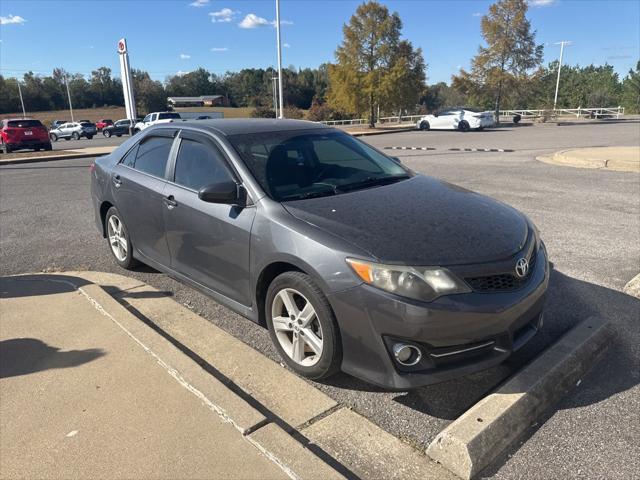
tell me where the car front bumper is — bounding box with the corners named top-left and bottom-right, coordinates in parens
top-left (328, 245), bottom-right (549, 390)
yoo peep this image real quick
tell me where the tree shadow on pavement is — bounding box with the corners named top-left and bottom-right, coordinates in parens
top-left (0, 338), bottom-right (105, 379)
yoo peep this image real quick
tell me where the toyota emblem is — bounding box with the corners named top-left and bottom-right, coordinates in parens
top-left (515, 258), bottom-right (529, 278)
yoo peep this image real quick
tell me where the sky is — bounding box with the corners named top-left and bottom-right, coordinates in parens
top-left (1, 0), bottom-right (639, 85)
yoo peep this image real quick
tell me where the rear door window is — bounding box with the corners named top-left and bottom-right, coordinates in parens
top-left (131, 136), bottom-right (173, 178)
top-left (173, 138), bottom-right (232, 191)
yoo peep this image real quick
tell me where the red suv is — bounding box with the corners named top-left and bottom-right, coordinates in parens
top-left (95, 119), bottom-right (114, 130)
top-left (1, 118), bottom-right (52, 154)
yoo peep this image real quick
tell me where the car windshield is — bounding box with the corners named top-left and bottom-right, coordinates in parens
top-left (158, 112), bottom-right (181, 120)
top-left (80, 122), bottom-right (93, 127)
top-left (228, 129), bottom-right (410, 201)
top-left (7, 120), bottom-right (42, 128)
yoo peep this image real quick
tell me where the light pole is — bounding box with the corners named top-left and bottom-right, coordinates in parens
top-left (271, 76), bottom-right (279, 117)
top-left (64, 75), bottom-right (75, 122)
top-left (553, 41), bottom-right (571, 111)
top-left (275, 0), bottom-right (284, 118)
top-left (16, 81), bottom-right (26, 118)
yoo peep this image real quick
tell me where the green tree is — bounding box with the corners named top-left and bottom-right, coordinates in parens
top-left (131, 70), bottom-right (166, 114)
top-left (328, 1), bottom-right (403, 126)
top-left (621, 61), bottom-right (640, 113)
top-left (381, 40), bottom-right (426, 115)
top-left (452, 0), bottom-right (543, 120)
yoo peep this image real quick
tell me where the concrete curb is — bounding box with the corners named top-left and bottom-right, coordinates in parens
top-left (623, 273), bottom-right (640, 299)
top-left (350, 127), bottom-right (415, 136)
top-left (426, 317), bottom-right (612, 479)
top-left (52, 271), bottom-right (451, 479)
top-left (0, 150), bottom-right (112, 166)
top-left (537, 146), bottom-right (640, 172)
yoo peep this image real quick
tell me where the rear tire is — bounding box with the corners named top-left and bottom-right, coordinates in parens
top-left (266, 271), bottom-right (341, 380)
top-left (105, 207), bottom-right (139, 270)
top-left (116, 134), bottom-right (122, 137)
top-left (458, 120), bottom-right (470, 132)
top-left (103, 130), bottom-right (111, 138)
top-left (86, 135), bottom-right (93, 140)
top-left (419, 121), bottom-right (430, 131)
top-left (49, 133), bottom-right (58, 142)
top-left (72, 132), bottom-right (80, 140)
top-left (45, 143), bottom-right (53, 151)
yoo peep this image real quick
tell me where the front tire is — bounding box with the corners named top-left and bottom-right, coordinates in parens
top-left (103, 130), bottom-right (111, 138)
top-left (419, 121), bottom-right (430, 131)
top-left (86, 135), bottom-right (93, 140)
top-left (49, 133), bottom-right (58, 142)
top-left (72, 132), bottom-right (80, 140)
top-left (105, 207), bottom-right (139, 270)
top-left (266, 272), bottom-right (341, 380)
top-left (458, 120), bottom-right (470, 132)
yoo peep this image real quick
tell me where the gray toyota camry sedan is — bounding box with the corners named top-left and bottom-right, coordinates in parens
top-left (91, 119), bottom-right (549, 389)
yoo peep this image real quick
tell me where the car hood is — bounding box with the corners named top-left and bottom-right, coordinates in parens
top-left (282, 175), bottom-right (528, 266)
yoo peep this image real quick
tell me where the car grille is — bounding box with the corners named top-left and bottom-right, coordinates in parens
top-left (465, 249), bottom-right (537, 293)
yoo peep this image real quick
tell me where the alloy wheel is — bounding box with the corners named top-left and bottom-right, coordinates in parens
top-left (271, 288), bottom-right (323, 366)
top-left (107, 215), bottom-right (128, 262)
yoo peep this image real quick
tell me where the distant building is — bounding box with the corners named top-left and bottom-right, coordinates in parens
top-left (167, 95), bottom-right (229, 107)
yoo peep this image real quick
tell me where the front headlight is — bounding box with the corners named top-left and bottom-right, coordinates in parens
top-left (346, 258), bottom-right (471, 302)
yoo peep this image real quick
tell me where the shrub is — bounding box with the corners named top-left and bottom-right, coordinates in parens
top-left (251, 106), bottom-right (276, 118)
top-left (282, 105), bottom-right (304, 119)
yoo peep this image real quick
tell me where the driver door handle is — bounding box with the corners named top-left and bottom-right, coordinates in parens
top-left (163, 195), bottom-right (178, 209)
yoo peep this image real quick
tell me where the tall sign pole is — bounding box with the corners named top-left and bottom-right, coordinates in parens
top-left (64, 75), bottom-right (74, 122)
top-left (275, 0), bottom-right (284, 118)
top-left (553, 41), bottom-right (571, 111)
top-left (118, 38), bottom-right (137, 133)
top-left (272, 76), bottom-right (279, 117)
top-left (16, 81), bottom-right (26, 118)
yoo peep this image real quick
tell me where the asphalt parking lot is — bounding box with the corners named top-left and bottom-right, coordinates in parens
top-left (49, 133), bottom-right (126, 151)
top-left (1, 121), bottom-right (638, 478)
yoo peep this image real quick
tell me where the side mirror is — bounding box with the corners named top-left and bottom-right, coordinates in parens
top-left (198, 181), bottom-right (245, 206)
top-left (391, 156), bottom-right (402, 164)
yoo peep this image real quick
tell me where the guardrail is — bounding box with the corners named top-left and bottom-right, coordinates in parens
top-left (500, 107), bottom-right (625, 119)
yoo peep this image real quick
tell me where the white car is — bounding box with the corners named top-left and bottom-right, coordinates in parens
top-left (133, 112), bottom-right (182, 133)
top-left (416, 108), bottom-right (495, 132)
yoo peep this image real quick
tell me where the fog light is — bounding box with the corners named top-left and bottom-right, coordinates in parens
top-left (392, 343), bottom-right (422, 366)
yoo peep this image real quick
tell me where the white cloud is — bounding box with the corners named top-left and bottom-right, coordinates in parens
top-left (283, 43), bottom-right (290, 48)
top-left (529, 0), bottom-right (556, 6)
top-left (180, 53), bottom-right (191, 59)
top-left (238, 13), bottom-right (293, 29)
top-left (210, 47), bottom-right (228, 52)
top-left (176, 70), bottom-right (191, 76)
top-left (189, 0), bottom-right (210, 7)
top-left (472, 12), bottom-right (482, 17)
top-left (0, 15), bottom-right (27, 25)
top-left (239, 13), bottom-right (270, 28)
top-left (210, 8), bottom-right (240, 23)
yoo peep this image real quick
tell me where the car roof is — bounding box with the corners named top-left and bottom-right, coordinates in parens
top-left (4, 118), bottom-right (39, 122)
top-left (175, 118), bottom-right (330, 137)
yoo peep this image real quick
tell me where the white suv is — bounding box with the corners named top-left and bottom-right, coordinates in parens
top-left (133, 112), bottom-right (182, 133)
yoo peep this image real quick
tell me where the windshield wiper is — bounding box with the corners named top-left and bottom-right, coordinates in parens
top-left (337, 174), bottom-right (410, 192)
top-left (280, 188), bottom-right (337, 201)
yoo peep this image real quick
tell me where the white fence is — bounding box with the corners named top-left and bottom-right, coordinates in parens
top-left (499, 107), bottom-right (625, 119)
top-left (319, 106), bottom-right (625, 127)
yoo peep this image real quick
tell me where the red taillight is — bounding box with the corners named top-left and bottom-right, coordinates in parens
top-left (89, 163), bottom-right (96, 173)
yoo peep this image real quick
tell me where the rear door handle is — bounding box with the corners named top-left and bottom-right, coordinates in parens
top-left (113, 174), bottom-right (122, 188)
top-left (163, 195), bottom-right (178, 209)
